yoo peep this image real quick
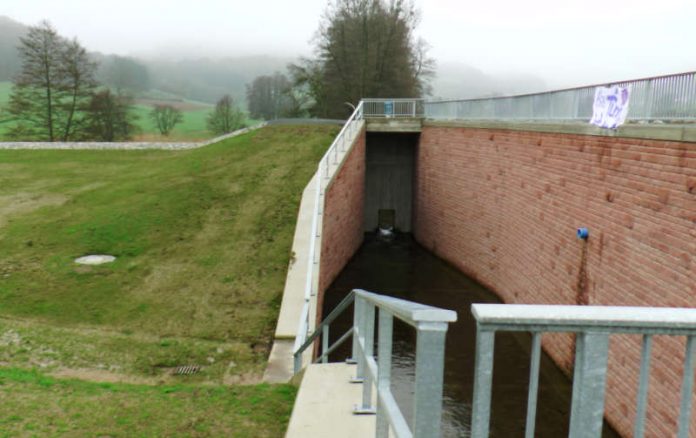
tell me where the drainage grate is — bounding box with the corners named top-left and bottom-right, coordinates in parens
top-left (175, 365), bottom-right (201, 375)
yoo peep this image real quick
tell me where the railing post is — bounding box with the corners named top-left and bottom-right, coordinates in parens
top-left (634, 335), bottom-right (653, 438)
top-left (355, 302), bottom-right (376, 414)
top-left (322, 326), bottom-right (329, 364)
top-left (568, 331), bottom-right (610, 438)
top-left (413, 321), bottom-right (449, 437)
top-left (376, 309), bottom-right (393, 438)
top-left (677, 335), bottom-right (696, 438)
top-left (525, 332), bottom-right (542, 438)
top-left (293, 351), bottom-right (302, 374)
top-left (471, 327), bottom-right (495, 438)
top-left (350, 297), bottom-right (364, 376)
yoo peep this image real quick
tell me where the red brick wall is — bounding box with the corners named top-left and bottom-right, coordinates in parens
top-left (318, 128), bottom-right (366, 313)
top-left (414, 125), bottom-right (696, 437)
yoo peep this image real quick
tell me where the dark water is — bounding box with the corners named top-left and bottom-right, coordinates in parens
top-left (323, 233), bottom-right (619, 437)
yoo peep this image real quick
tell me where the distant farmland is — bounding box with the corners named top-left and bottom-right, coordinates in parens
top-left (0, 82), bottom-right (255, 142)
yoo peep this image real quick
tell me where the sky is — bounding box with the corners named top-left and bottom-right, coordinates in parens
top-left (4, 0), bottom-right (696, 90)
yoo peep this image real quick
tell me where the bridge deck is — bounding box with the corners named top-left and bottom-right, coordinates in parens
top-left (286, 362), bottom-right (375, 437)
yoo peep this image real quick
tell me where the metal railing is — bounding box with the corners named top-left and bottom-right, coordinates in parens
top-left (471, 304), bottom-right (696, 438)
top-left (292, 102), bottom-right (365, 370)
top-left (292, 97), bottom-right (423, 369)
top-left (362, 98), bottom-right (425, 118)
top-left (425, 71), bottom-right (696, 122)
top-left (294, 289), bottom-right (457, 438)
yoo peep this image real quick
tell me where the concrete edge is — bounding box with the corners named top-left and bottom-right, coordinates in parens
top-left (264, 120), bottom-right (366, 383)
top-left (424, 119), bottom-right (696, 143)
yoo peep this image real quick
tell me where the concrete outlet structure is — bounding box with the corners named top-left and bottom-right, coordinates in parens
top-left (287, 117), bottom-right (695, 438)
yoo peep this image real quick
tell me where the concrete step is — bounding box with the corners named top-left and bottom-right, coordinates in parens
top-left (286, 363), bottom-right (375, 437)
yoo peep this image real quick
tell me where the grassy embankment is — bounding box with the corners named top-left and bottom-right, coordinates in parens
top-left (0, 82), bottom-right (255, 141)
top-left (0, 124), bottom-right (338, 435)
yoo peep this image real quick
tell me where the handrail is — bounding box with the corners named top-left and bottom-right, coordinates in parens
top-left (470, 303), bottom-right (696, 438)
top-left (425, 70), bottom-right (696, 121)
top-left (292, 101), bottom-right (365, 372)
top-left (291, 97), bottom-right (424, 372)
top-left (294, 289), bottom-right (457, 438)
top-left (362, 98), bottom-right (425, 118)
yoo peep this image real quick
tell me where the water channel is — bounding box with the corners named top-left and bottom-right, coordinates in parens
top-left (322, 233), bottom-right (619, 437)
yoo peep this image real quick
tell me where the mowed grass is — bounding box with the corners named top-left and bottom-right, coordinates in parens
top-left (0, 367), bottom-right (296, 437)
top-left (0, 125), bottom-right (337, 380)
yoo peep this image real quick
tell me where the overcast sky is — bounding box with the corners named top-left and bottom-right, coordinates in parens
top-left (4, 0), bottom-right (696, 90)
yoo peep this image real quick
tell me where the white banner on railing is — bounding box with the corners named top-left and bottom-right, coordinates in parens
top-left (590, 85), bottom-right (631, 129)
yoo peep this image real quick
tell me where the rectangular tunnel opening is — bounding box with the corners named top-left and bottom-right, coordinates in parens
top-left (364, 132), bottom-right (419, 233)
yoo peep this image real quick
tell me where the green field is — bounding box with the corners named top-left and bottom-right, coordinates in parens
top-left (0, 82), bottom-right (254, 141)
top-left (0, 125), bottom-right (338, 434)
top-left (131, 103), bottom-right (214, 141)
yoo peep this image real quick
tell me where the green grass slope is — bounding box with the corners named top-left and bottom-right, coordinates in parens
top-left (0, 368), bottom-right (296, 437)
top-left (0, 125), bottom-right (337, 379)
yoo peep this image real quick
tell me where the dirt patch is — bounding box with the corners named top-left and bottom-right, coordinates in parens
top-left (0, 192), bottom-right (68, 229)
top-left (223, 370), bottom-right (263, 386)
top-left (50, 368), bottom-right (159, 385)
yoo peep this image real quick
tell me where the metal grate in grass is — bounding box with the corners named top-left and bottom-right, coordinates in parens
top-left (175, 365), bottom-right (201, 375)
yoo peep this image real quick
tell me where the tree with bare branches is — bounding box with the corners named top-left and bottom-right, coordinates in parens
top-left (8, 21), bottom-right (97, 141)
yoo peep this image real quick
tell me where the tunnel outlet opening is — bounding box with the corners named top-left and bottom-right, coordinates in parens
top-left (364, 132), bottom-right (419, 234)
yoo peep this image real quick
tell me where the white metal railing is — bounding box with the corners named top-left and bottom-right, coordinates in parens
top-left (471, 304), bottom-right (696, 438)
top-left (292, 102), bottom-right (365, 371)
top-left (294, 289), bottom-right (457, 438)
top-left (362, 98), bottom-right (425, 118)
top-left (425, 71), bottom-right (696, 122)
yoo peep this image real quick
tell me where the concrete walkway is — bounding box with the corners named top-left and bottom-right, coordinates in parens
top-left (286, 363), bottom-right (375, 438)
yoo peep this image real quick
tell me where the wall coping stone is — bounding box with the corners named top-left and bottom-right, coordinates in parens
top-left (424, 119), bottom-right (696, 143)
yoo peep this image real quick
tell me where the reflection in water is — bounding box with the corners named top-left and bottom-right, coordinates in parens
top-left (323, 233), bottom-right (618, 437)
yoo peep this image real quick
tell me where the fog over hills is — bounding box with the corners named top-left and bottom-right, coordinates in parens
top-left (0, 15), bottom-right (548, 104)
top-left (432, 62), bottom-right (547, 100)
top-left (0, 15), bottom-right (28, 81)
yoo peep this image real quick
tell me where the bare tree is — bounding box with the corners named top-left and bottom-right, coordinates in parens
top-left (8, 21), bottom-right (97, 141)
top-left (246, 73), bottom-right (295, 120)
top-left (58, 38), bottom-right (98, 140)
top-left (149, 104), bottom-right (182, 136)
top-left (289, 0), bottom-right (435, 118)
top-left (207, 95), bottom-right (244, 135)
top-left (9, 21), bottom-right (64, 141)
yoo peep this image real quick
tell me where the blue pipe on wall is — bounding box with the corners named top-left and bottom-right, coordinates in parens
top-left (577, 227), bottom-right (589, 240)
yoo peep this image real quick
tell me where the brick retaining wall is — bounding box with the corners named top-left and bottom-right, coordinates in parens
top-left (318, 129), bottom-right (367, 314)
top-left (414, 125), bottom-right (695, 437)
